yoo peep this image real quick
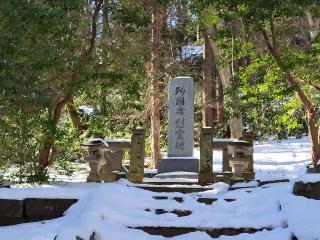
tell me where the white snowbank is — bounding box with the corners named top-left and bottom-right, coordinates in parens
top-left (0, 136), bottom-right (319, 240)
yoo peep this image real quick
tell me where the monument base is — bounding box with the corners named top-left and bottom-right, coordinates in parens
top-left (157, 157), bottom-right (199, 174)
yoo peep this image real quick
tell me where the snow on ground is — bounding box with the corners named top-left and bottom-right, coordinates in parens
top-left (0, 136), bottom-right (320, 240)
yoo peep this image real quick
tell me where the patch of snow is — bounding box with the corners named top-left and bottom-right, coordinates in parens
top-left (282, 193), bottom-right (320, 239)
top-left (296, 173), bottom-right (320, 183)
top-left (181, 45), bottom-right (203, 58)
top-left (79, 105), bottom-right (93, 115)
top-left (0, 136), bottom-right (318, 240)
top-left (231, 181), bottom-right (259, 188)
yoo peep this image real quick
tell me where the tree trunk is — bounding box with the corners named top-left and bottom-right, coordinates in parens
top-left (38, 94), bottom-right (73, 175)
top-left (260, 18), bottom-right (320, 168)
top-left (37, 0), bottom-right (103, 175)
top-left (202, 28), bottom-right (214, 127)
top-left (216, 69), bottom-right (224, 123)
top-left (210, 35), bottom-right (243, 138)
top-left (67, 100), bottom-right (83, 133)
top-left (150, 3), bottom-right (163, 168)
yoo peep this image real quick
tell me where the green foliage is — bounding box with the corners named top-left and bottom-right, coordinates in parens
top-left (1, 0), bottom-right (319, 182)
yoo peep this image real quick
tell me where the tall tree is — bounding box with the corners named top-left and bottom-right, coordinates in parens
top-left (149, 2), bottom-right (164, 168)
top-left (37, 0), bottom-right (103, 175)
top-left (195, 0), bottom-right (320, 169)
top-left (202, 27), bottom-right (215, 127)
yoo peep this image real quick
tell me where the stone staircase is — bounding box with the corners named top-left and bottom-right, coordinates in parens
top-left (127, 189), bottom-right (272, 238)
top-left (127, 178), bottom-right (294, 239)
top-left (0, 178), bottom-right (296, 239)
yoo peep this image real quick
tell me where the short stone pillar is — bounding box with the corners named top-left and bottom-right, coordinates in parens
top-left (127, 128), bottom-right (145, 183)
top-left (240, 131), bottom-right (254, 172)
top-left (239, 131), bottom-right (255, 180)
top-left (198, 127), bottom-right (214, 184)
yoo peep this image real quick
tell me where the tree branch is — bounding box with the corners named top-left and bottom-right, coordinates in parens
top-left (269, 16), bottom-right (279, 55)
top-left (259, 23), bottom-right (314, 110)
top-left (301, 79), bottom-right (320, 91)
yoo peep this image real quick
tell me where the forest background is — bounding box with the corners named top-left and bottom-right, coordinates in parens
top-left (0, 0), bottom-right (319, 182)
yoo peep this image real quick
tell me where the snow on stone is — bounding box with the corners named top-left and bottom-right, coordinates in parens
top-left (296, 173), bottom-right (320, 183)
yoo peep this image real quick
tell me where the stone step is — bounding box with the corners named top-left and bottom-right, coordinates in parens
top-left (142, 181), bottom-right (200, 185)
top-left (130, 226), bottom-right (273, 238)
top-left (229, 179), bottom-right (289, 191)
top-left (133, 185), bottom-right (213, 193)
top-left (154, 172), bottom-right (198, 179)
top-left (258, 179), bottom-right (289, 186)
top-left (145, 208), bottom-right (192, 217)
top-left (151, 196), bottom-right (236, 205)
top-left (196, 197), bottom-right (236, 205)
top-left (152, 196), bottom-right (184, 203)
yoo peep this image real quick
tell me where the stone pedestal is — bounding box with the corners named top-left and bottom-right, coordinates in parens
top-left (158, 76), bottom-right (198, 173)
top-left (87, 160), bottom-right (103, 182)
top-left (158, 157), bottom-right (199, 173)
top-left (100, 171), bottom-right (117, 182)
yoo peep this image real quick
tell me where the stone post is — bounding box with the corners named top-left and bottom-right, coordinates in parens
top-left (222, 149), bottom-right (231, 172)
top-left (198, 127), bottom-right (214, 184)
top-left (127, 128), bottom-right (145, 183)
top-left (241, 131), bottom-right (254, 173)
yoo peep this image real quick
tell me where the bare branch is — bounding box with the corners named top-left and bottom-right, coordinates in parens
top-left (86, 0), bottom-right (103, 57)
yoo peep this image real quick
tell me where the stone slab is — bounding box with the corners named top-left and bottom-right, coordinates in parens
top-left (143, 181), bottom-right (198, 185)
top-left (154, 172), bottom-right (198, 179)
top-left (293, 181), bottom-right (320, 200)
top-left (100, 148), bottom-right (123, 172)
top-left (0, 199), bottom-right (23, 218)
top-left (134, 186), bottom-right (213, 194)
top-left (157, 157), bottom-right (199, 174)
top-left (306, 165), bottom-right (320, 173)
top-left (167, 77), bottom-right (194, 157)
top-left (132, 226), bottom-right (272, 238)
top-left (24, 198), bottom-right (77, 221)
top-left (0, 217), bottom-right (25, 226)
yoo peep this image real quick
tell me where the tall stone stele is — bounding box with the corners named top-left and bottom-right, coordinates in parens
top-left (158, 76), bottom-right (199, 173)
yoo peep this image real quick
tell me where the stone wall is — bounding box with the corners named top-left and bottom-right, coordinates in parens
top-left (0, 198), bottom-right (77, 226)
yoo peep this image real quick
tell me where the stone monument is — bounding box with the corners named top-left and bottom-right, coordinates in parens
top-left (158, 76), bottom-right (199, 173)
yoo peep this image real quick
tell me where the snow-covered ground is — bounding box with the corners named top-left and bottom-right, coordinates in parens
top-left (1, 136), bottom-right (320, 240)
